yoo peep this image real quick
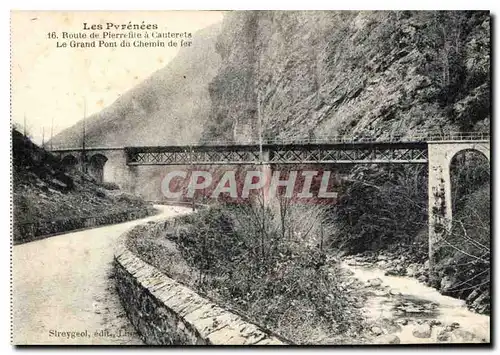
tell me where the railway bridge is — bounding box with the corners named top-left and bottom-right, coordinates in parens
top-left (51, 131), bottom-right (490, 268)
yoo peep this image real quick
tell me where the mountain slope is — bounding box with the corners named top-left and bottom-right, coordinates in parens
top-left (50, 23), bottom-right (222, 147)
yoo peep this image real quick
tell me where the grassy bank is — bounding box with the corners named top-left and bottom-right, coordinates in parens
top-left (127, 200), bottom-right (365, 344)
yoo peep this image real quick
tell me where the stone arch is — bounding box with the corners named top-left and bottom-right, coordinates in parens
top-left (449, 146), bottom-right (490, 167)
top-left (88, 153), bottom-right (109, 183)
top-left (427, 141), bottom-right (490, 273)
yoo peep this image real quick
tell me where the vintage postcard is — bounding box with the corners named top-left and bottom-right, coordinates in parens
top-left (11, 10), bottom-right (491, 345)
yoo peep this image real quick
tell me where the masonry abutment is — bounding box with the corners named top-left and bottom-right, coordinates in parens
top-left (427, 141), bottom-right (490, 275)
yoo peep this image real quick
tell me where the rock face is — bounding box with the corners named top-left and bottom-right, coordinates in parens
top-left (203, 11), bottom-right (490, 142)
top-left (50, 11), bottom-right (490, 148)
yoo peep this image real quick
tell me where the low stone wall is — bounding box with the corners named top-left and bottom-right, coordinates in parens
top-left (114, 240), bottom-right (287, 345)
top-left (13, 206), bottom-right (157, 245)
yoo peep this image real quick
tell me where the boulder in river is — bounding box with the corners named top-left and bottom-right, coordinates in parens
top-left (367, 278), bottom-right (383, 287)
top-left (390, 289), bottom-right (402, 296)
top-left (437, 329), bottom-right (451, 342)
top-left (385, 265), bottom-right (405, 276)
top-left (429, 320), bottom-right (441, 326)
top-left (373, 334), bottom-right (400, 344)
top-left (343, 268), bottom-right (355, 276)
top-left (449, 329), bottom-right (481, 343)
top-left (396, 318), bottom-right (409, 326)
top-left (373, 289), bottom-right (389, 297)
top-left (412, 323), bottom-right (432, 338)
top-left (353, 300), bottom-right (365, 308)
top-left (406, 263), bottom-right (418, 277)
top-left (445, 322), bottom-right (460, 331)
top-left (417, 275), bottom-right (428, 284)
top-left (376, 260), bottom-right (388, 268)
top-left (466, 289), bottom-right (480, 303)
top-left (440, 275), bottom-right (456, 293)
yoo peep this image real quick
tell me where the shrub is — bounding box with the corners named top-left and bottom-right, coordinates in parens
top-left (330, 165), bottom-right (428, 252)
top-left (100, 181), bottom-right (120, 190)
top-left (434, 151), bottom-right (490, 310)
top-left (162, 197), bottom-right (362, 343)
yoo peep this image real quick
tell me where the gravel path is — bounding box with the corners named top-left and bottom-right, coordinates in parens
top-left (12, 205), bottom-right (192, 345)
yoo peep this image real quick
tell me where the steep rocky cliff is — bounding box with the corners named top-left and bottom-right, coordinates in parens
top-left (200, 11), bottom-right (490, 311)
top-left (203, 11), bottom-right (490, 142)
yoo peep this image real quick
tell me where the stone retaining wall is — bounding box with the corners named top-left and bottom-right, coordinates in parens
top-left (114, 240), bottom-right (287, 345)
top-left (13, 207), bottom-right (157, 245)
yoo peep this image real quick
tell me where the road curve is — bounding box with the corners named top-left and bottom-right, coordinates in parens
top-left (12, 205), bottom-right (193, 345)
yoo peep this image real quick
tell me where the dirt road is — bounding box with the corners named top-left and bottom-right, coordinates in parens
top-left (12, 205), bottom-right (192, 345)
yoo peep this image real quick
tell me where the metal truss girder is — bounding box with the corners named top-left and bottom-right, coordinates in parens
top-left (127, 149), bottom-right (262, 165)
top-left (266, 147), bottom-right (428, 164)
top-left (125, 144), bottom-right (429, 165)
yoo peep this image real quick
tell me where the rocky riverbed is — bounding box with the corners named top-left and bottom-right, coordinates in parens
top-left (338, 253), bottom-right (490, 344)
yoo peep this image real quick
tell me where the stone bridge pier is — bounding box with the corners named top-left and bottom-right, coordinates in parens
top-left (427, 141), bottom-right (490, 273)
top-left (57, 148), bottom-right (139, 193)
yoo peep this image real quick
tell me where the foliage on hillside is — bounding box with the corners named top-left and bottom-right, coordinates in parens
top-left (329, 165), bottom-right (428, 253)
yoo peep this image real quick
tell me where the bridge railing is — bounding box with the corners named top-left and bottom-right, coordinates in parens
top-left (195, 131), bottom-right (490, 146)
top-left (414, 131), bottom-right (490, 142)
top-left (48, 145), bottom-right (124, 151)
top-left (48, 131), bottom-right (490, 151)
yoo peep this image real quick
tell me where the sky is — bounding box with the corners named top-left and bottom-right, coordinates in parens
top-left (11, 10), bottom-right (225, 144)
